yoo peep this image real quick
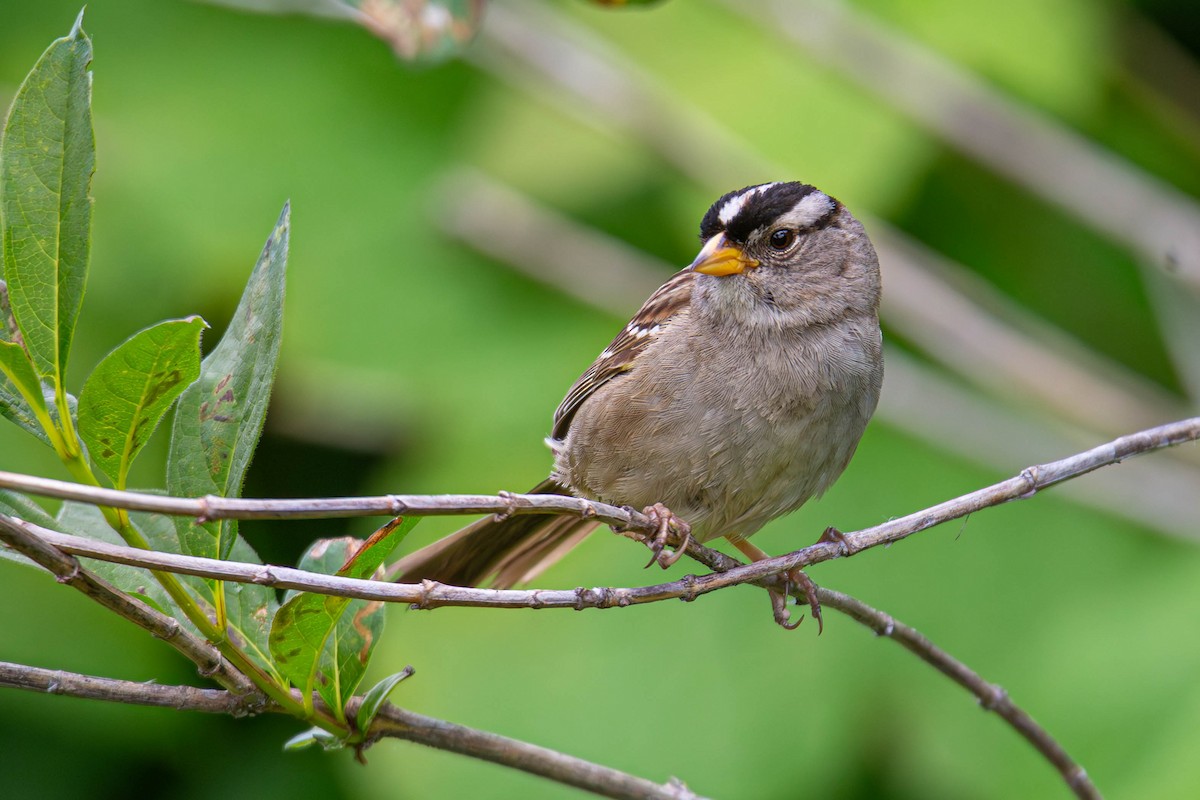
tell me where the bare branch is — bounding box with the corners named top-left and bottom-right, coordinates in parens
top-left (0, 516), bottom-right (258, 696)
top-left (0, 659), bottom-right (704, 800)
top-left (8, 419), bottom-right (1196, 613)
top-left (0, 469), bottom-right (659, 533)
top-left (818, 589), bottom-right (1099, 799)
top-left (0, 660), bottom-right (260, 715)
top-left (357, 700), bottom-right (703, 800)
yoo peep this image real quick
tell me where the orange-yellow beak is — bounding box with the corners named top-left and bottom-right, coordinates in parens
top-left (688, 233), bottom-right (758, 276)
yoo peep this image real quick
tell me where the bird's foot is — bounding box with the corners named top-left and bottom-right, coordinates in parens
top-left (730, 538), bottom-right (823, 633)
top-left (773, 567), bottom-right (823, 634)
top-left (641, 502), bottom-right (692, 569)
top-left (817, 525), bottom-right (853, 556)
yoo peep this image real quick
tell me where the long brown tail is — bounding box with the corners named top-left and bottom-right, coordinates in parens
top-left (388, 478), bottom-right (599, 589)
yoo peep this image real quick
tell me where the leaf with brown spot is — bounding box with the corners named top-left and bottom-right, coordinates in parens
top-left (268, 517), bottom-right (417, 716)
top-left (166, 205), bottom-right (288, 561)
top-left (78, 317), bottom-right (206, 489)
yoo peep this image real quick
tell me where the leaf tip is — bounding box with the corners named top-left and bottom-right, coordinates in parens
top-left (70, 7), bottom-right (88, 39)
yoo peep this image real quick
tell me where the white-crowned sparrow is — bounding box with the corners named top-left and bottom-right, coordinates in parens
top-left (395, 182), bottom-right (882, 624)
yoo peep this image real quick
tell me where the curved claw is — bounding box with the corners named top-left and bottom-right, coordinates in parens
top-left (784, 568), bottom-right (824, 635)
top-left (656, 527), bottom-right (692, 568)
top-left (770, 589), bottom-right (805, 630)
top-left (640, 503), bottom-right (692, 570)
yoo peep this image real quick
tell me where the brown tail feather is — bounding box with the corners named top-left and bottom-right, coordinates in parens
top-left (389, 478), bottom-right (599, 589)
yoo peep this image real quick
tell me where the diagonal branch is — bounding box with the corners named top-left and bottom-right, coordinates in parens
top-left (0, 659), bottom-right (704, 800)
top-left (0, 660), bottom-right (258, 714)
top-left (5, 418), bottom-right (1196, 613)
top-left (0, 515), bottom-right (258, 696)
top-left (818, 589), bottom-right (1098, 800)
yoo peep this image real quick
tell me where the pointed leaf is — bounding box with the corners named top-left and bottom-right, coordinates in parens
top-left (283, 729), bottom-right (322, 751)
top-left (166, 205), bottom-right (288, 561)
top-left (356, 667), bottom-right (414, 734)
top-left (0, 340), bottom-right (51, 436)
top-left (0, 11), bottom-right (94, 388)
top-left (78, 316), bottom-right (206, 488)
top-left (282, 726), bottom-right (345, 752)
top-left (270, 518), bottom-right (416, 714)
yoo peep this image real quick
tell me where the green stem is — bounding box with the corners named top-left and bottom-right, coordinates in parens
top-left (56, 451), bottom-right (346, 733)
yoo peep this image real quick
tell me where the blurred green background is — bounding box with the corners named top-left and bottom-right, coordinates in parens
top-left (2, 0), bottom-right (1200, 797)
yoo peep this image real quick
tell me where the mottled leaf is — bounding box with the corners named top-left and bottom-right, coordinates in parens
top-left (166, 205), bottom-right (288, 561)
top-left (78, 316), bottom-right (206, 488)
top-left (269, 517), bottom-right (416, 715)
top-left (0, 11), bottom-right (94, 390)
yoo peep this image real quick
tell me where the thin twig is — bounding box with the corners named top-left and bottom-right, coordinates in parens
top-left (816, 590), bottom-right (1099, 800)
top-left (0, 660), bottom-right (260, 715)
top-left (0, 659), bottom-right (704, 800)
top-left (356, 700), bottom-right (703, 799)
top-left (0, 471), bottom-right (657, 531)
top-left (0, 516), bottom-right (258, 696)
top-left (8, 419), bottom-right (1196, 612)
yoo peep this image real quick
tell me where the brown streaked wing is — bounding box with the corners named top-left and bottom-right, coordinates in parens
top-left (551, 269), bottom-right (694, 440)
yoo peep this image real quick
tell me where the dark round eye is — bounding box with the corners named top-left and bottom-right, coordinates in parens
top-left (769, 228), bottom-right (796, 250)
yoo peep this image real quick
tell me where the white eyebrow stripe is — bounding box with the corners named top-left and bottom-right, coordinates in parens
top-left (718, 182), bottom-right (779, 225)
top-left (776, 191), bottom-right (834, 229)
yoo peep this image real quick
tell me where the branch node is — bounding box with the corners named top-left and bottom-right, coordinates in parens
top-left (665, 776), bottom-right (700, 799)
top-left (493, 490), bottom-right (520, 522)
top-left (978, 683), bottom-right (1008, 711)
top-left (410, 579), bottom-right (440, 611)
top-left (1018, 466), bottom-right (1041, 498)
top-left (573, 586), bottom-right (590, 610)
top-left (54, 560), bottom-right (81, 584)
top-left (153, 617), bottom-right (183, 642)
top-left (679, 574), bottom-right (699, 603)
top-left (196, 656), bottom-right (224, 679)
top-left (386, 494), bottom-right (408, 515)
top-left (579, 500), bottom-right (598, 520)
top-left (196, 494), bottom-right (218, 524)
top-left (252, 566), bottom-right (278, 586)
top-left (877, 617), bottom-right (896, 637)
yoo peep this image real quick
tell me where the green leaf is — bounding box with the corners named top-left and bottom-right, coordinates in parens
top-left (0, 340), bottom-right (51, 436)
top-left (78, 317), bottom-right (207, 488)
top-left (49, 501), bottom-right (280, 671)
top-left (0, 283), bottom-right (47, 441)
top-left (0, 382), bottom-right (51, 445)
top-left (54, 502), bottom-right (186, 626)
top-left (131, 507), bottom-right (279, 672)
top-left (269, 517), bottom-right (416, 716)
top-left (355, 667), bottom-right (414, 734)
top-left (0, 11), bottom-right (94, 393)
top-left (283, 727), bottom-right (345, 752)
top-left (166, 205), bottom-right (288, 561)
